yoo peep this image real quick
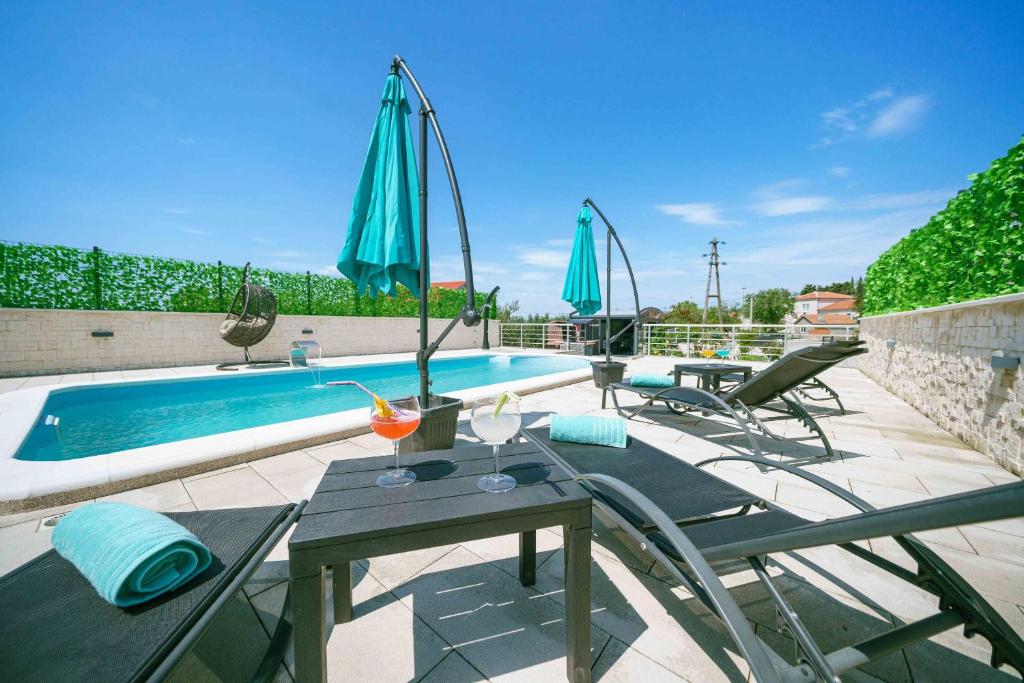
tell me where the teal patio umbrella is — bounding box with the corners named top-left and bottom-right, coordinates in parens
top-left (337, 73), bottom-right (424, 297)
top-left (561, 205), bottom-right (602, 316)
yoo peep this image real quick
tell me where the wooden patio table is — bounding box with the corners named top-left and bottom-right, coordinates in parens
top-left (288, 441), bottom-right (593, 682)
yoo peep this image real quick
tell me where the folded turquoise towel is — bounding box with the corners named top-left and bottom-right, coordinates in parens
top-left (630, 374), bottom-right (674, 388)
top-left (52, 502), bottom-right (212, 607)
top-left (550, 415), bottom-right (628, 448)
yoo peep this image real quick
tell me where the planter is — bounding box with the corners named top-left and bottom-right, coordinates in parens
top-left (591, 361), bottom-right (626, 389)
top-left (400, 394), bottom-right (464, 453)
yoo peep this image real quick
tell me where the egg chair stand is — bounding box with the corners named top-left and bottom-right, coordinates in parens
top-left (216, 263), bottom-right (289, 371)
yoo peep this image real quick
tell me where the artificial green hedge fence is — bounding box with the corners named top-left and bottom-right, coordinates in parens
top-left (863, 137), bottom-right (1024, 315)
top-left (0, 241), bottom-right (493, 319)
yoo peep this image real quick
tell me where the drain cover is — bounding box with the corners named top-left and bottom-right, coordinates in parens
top-left (42, 512), bottom-right (70, 528)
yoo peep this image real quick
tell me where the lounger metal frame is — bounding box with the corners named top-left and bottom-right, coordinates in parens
top-left (609, 344), bottom-right (865, 462)
top-left (525, 430), bottom-right (1024, 683)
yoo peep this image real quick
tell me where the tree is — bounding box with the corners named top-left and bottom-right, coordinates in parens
top-left (799, 280), bottom-right (858, 296)
top-left (664, 300), bottom-right (702, 324)
top-left (663, 299), bottom-right (741, 325)
top-left (496, 299), bottom-right (520, 322)
top-left (744, 288), bottom-right (794, 324)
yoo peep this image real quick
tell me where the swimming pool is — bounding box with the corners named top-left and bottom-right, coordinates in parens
top-left (14, 354), bottom-right (589, 462)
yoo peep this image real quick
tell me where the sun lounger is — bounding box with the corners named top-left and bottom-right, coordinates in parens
top-left (714, 340), bottom-right (866, 414)
top-left (0, 502), bottom-right (305, 683)
top-left (524, 427), bottom-right (1024, 682)
top-left (610, 343), bottom-right (865, 461)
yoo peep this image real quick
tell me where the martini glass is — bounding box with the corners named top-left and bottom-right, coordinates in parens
top-left (471, 396), bottom-right (521, 493)
top-left (715, 348), bottom-right (731, 364)
top-left (700, 348), bottom-right (715, 365)
top-left (370, 396), bottom-right (421, 488)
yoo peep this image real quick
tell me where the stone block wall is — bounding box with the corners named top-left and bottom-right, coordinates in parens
top-left (0, 308), bottom-right (495, 377)
top-left (859, 292), bottom-right (1024, 475)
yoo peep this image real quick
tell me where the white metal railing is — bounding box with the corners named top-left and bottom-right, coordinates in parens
top-left (642, 324), bottom-right (858, 361)
top-left (497, 322), bottom-right (600, 352)
top-left (498, 321), bottom-right (858, 361)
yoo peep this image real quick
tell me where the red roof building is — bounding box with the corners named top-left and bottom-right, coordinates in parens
top-left (430, 280), bottom-right (466, 290)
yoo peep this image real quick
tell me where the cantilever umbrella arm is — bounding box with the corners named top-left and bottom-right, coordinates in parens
top-left (392, 55), bottom-right (480, 405)
top-left (583, 198), bottom-right (642, 360)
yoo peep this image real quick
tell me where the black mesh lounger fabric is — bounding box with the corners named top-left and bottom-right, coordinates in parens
top-left (524, 428), bottom-right (761, 527)
top-left (0, 505), bottom-right (291, 683)
top-left (647, 507), bottom-right (809, 562)
top-left (614, 382), bottom-right (724, 409)
top-left (724, 345), bottom-right (863, 407)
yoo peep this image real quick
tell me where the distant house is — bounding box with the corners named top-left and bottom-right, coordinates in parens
top-left (787, 290), bottom-right (858, 334)
top-left (430, 280), bottom-right (466, 290)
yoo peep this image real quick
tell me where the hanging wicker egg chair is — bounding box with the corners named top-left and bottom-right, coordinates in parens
top-left (216, 263), bottom-right (288, 370)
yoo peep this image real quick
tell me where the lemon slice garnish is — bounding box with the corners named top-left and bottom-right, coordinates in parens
top-left (492, 390), bottom-right (521, 417)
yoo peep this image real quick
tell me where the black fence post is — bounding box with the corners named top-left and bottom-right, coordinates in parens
top-left (305, 271), bottom-right (312, 315)
top-left (92, 246), bottom-right (103, 310)
top-left (217, 260), bottom-right (224, 311)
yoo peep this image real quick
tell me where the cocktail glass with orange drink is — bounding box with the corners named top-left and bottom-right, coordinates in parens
top-left (369, 396), bottom-right (422, 488)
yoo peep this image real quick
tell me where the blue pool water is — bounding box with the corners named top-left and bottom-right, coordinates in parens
top-left (15, 354), bottom-right (588, 461)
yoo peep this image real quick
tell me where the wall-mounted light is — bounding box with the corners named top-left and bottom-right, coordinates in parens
top-left (991, 353), bottom-right (1020, 370)
top-left (885, 339), bottom-right (897, 349)
top-left (91, 330), bottom-right (114, 338)
top-left (302, 328), bottom-right (314, 334)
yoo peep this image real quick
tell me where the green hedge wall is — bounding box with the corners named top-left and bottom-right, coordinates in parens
top-left (863, 137), bottom-right (1024, 315)
top-left (0, 242), bottom-right (493, 319)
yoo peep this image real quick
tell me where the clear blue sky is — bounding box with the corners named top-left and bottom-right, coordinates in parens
top-left (2, 1), bottom-right (1022, 313)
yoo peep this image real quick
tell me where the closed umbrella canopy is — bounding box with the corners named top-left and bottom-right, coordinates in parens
top-left (337, 73), bottom-right (424, 298)
top-left (561, 205), bottom-right (602, 316)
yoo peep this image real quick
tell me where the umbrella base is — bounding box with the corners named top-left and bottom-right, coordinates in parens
top-left (399, 394), bottom-right (464, 453)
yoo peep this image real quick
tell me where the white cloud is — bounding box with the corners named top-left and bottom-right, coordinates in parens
top-left (815, 88), bottom-right (926, 147)
top-left (251, 236), bottom-right (273, 245)
top-left (176, 136), bottom-right (196, 145)
top-left (180, 227), bottom-right (209, 236)
top-left (752, 196), bottom-right (833, 216)
top-left (545, 238), bottom-right (574, 247)
top-left (518, 248), bottom-right (567, 269)
top-left (162, 207), bottom-right (190, 215)
top-left (828, 165), bottom-right (851, 178)
top-left (867, 95), bottom-right (930, 138)
top-left (317, 264), bottom-right (339, 275)
top-left (656, 203), bottom-right (730, 226)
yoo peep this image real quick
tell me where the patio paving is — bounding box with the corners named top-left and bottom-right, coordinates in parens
top-left (1, 354), bottom-right (1022, 681)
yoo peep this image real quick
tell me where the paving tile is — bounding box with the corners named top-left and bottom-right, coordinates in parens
top-left (250, 452), bottom-right (327, 502)
top-left (364, 545), bottom-right (461, 590)
top-left (98, 480), bottom-right (193, 510)
top-left (392, 546), bottom-right (611, 682)
top-left (303, 439), bottom-right (374, 464)
top-left (534, 546), bottom-right (750, 682)
top-left (183, 467), bottom-right (289, 509)
top-left (419, 651), bottom-right (486, 682)
top-left (249, 561), bottom-right (397, 679)
top-left (591, 636), bottom-right (685, 681)
top-left (959, 524), bottom-right (1024, 567)
top-left (0, 519), bottom-right (55, 575)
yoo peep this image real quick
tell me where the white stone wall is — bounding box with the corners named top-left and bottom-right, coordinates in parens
top-left (859, 292), bottom-right (1024, 475)
top-left (0, 308), bottom-right (495, 376)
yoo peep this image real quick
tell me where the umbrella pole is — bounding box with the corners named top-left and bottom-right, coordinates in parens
top-left (418, 105), bottom-right (430, 408)
top-left (584, 198), bottom-right (642, 358)
top-left (605, 217), bottom-right (612, 363)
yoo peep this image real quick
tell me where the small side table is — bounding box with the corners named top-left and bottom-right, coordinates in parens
top-left (674, 362), bottom-right (753, 393)
top-left (288, 442), bottom-right (594, 683)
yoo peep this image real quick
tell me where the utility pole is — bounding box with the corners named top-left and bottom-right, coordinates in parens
top-left (701, 238), bottom-right (725, 324)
